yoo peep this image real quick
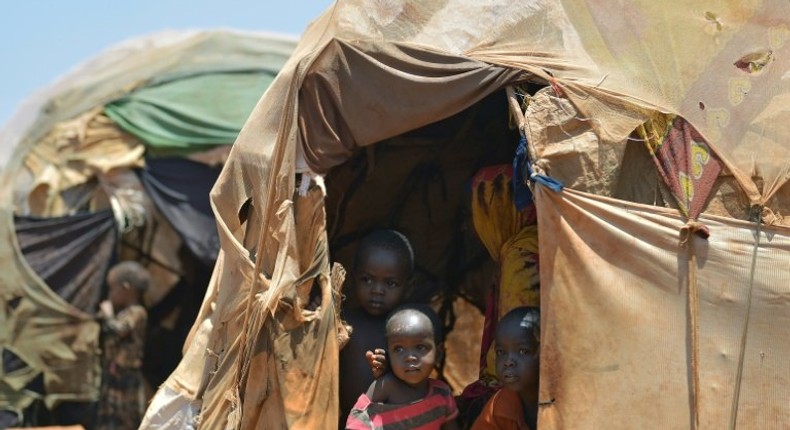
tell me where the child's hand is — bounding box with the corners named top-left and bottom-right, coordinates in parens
top-left (365, 348), bottom-right (388, 379)
top-left (98, 300), bottom-right (114, 319)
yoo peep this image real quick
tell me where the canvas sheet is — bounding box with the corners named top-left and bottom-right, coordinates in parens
top-left (535, 185), bottom-right (790, 429)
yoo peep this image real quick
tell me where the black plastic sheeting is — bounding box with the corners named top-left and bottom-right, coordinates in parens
top-left (138, 157), bottom-right (221, 267)
top-left (14, 210), bottom-right (117, 314)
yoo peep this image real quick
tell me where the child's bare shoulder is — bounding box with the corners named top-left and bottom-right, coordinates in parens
top-left (366, 372), bottom-right (401, 403)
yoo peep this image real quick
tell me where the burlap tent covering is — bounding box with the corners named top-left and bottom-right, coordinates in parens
top-left (132, 1), bottom-right (790, 429)
top-left (537, 187), bottom-right (790, 429)
top-left (0, 30), bottom-right (297, 417)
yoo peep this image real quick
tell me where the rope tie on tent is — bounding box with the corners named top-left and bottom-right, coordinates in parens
top-left (506, 86), bottom-right (563, 211)
top-left (679, 219), bottom-right (710, 245)
top-left (728, 205), bottom-right (763, 430)
top-left (680, 218), bottom-right (704, 430)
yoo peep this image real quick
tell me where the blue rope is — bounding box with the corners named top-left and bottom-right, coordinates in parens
top-left (512, 135), bottom-right (563, 210)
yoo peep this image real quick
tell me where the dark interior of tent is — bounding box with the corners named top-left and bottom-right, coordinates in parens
top-left (324, 84), bottom-right (549, 390)
top-left (328, 88), bottom-right (519, 308)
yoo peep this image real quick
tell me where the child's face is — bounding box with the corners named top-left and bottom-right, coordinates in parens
top-left (354, 246), bottom-right (410, 316)
top-left (494, 320), bottom-right (539, 396)
top-left (107, 273), bottom-right (137, 309)
top-left (387, 313), bottom-right (436, 387)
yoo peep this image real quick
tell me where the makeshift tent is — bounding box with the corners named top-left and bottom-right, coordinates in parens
top-left (0, 30), bottom-right (297, 426)
top-left (131, 1), bottom-right (789, 429)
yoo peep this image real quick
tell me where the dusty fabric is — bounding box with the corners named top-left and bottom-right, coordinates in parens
top-left (112, 171), bottom-right (184, 307)
top-left (2, 31), bottom-right (296, 170)
top-left (525, 87), bottom-right (629, 198)
top-left (186, 183), bottom-right (339, 430)
top-left (0, 248), bottom-right (101, 411)
top-left (298, 40), bottom-right (527, 173)
top-left (137, 386), bottom-right (200, 430)
top-left (292, 1), bottom-right (790, 204)
top-left (17, 109), bottom-right (144, 217)
top-left (471, 389), bottom-right (529, 430)
top-left (536, 185), bottom-right (790, 429)
top-left (442, 298), bottom-right (484, 395)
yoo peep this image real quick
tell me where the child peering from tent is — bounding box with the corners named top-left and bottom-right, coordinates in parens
top-left (96, 261), bottom-right (150, 430)
top-left (346, 304), bottom-right (459, 429)
top-left (339, 229), bottom-right (415, 426)
top-left (455, 164), bottom-right (540, 427)
top-left (471, 306), bottom-right (540, 430)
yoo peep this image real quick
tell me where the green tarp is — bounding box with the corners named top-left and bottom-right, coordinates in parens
top-left (105, 71), bottom-right (275, 155)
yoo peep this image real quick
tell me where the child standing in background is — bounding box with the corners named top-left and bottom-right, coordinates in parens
top-left (96, 261), bottom-right (150, 430)
top-left (339, 229), bottom-right (415, 426)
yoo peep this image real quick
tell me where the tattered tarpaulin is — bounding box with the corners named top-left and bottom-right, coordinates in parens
top-left (138, 158), bottom-right (221, 267)
top-left (536, 186), bottom-right (790, 429)
top-left (297, 40), bottom-right (526, 173)
top-left (14, 210), bottom-right (117, 314)
top-left (0, 282), bottom-right (100, 412)
top-left (0, 213), bottom-right (109, 413)
top-left (16, 109), bottom-right (144, 218)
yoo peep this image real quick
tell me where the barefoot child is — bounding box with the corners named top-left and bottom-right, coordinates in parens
top-left (339, 230), bottom-right (415, 425)
top-left (472, 307), bottom-right (540, 430)
top-left (347, 304), bottom-right (459, 430)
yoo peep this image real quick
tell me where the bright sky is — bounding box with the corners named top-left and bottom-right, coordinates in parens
top-left (0, 0), bottom-right (332, 129)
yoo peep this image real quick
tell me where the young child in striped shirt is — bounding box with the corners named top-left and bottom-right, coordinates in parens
top-left (346, 304), bottom-right (459, 430)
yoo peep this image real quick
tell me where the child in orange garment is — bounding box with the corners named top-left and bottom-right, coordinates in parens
top-left (471, 306), bottom-right (540, 430)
